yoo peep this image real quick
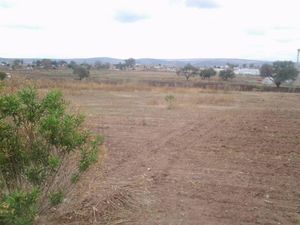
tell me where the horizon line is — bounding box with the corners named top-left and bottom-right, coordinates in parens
top-left (0, 56), bottom-right (276, 61)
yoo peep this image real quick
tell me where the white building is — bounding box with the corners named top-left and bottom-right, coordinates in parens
top-left (234, 68), bottom-right (260, 76)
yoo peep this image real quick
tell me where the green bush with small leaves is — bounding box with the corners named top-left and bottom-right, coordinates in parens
top-left (0, 87), bottom-right (103, 225)
top-left (0, 190), bottom-right (38, 225)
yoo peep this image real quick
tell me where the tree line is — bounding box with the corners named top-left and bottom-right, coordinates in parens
top-left (176, 64), bottom-right (235, 81)
top-left (0, 58), bottom-right (137, 81)
top-left (69, 58), bottom-right (137, 80)
top-left (0, 58), bottom-right (136, 71)
top-left (176, 61), bottom-right (299, 87)
top-left (1, 58), bottom-right (298, 87)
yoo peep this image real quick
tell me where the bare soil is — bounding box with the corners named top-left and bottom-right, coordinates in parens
top-left (38, 89), bottom-right (300, 225)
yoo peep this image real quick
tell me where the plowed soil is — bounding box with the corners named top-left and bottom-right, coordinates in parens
top-left (39, 89), bottom-right (300, 225)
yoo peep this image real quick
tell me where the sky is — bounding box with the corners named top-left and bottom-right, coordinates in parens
top-left (0, 0), bottom-right (299, 60)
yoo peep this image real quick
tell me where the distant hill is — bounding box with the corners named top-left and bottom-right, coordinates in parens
top-left (0, 57), bottom-right (270, 67)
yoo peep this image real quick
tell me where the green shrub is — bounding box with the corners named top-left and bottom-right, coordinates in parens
top-left (165, 95), bottom-right (176, 109)
top-left (0, 82), bottom-right (4, 92)
top-left (0, 71), bottom-right (7, 81)
top-left (49, 191), bottom-right (64, 206)
top-left (199, 68), bottom-right (216, 79)
top-left (73, 66), bottom-right (90, 80)
top-left (0, 190), bottom-right (38, 225)
top-left (79, 136), bottom-right (103, 172)
top-left (0, 87), bottom-right (103, 224)
top-left (219, 69), bottom-right (235, 80)
top-left (71, 172), bottom-right (80, 184)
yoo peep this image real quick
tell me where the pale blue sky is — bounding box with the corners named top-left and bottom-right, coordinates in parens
top-left (0, 0), bottom-right (299, 60)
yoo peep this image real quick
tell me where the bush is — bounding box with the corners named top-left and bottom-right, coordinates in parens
top-left (0, 71), bottom-right (7, 80)
top-left (0, 87), bottom-right (103, 224)
top-left (0, 190), bottom-right (38, 225)
top-left (73, 66), bottom-right (90, 80)
top-left (79, 136), bottom-right (104, 172)
top-left (219, 69), bottom-right (235, 80)
top-left (165, 95), bottom-right (176, 109)
top-left (272, 61), bottom-right (298, 87)
top-left (199, 68), bottom-right (216, 79)
top-left (49, 191), bottom-right (64, 206)
top-left (259, 61), bottom-right (298, 87)
top-left (71, 172), bottom-right (80, 184)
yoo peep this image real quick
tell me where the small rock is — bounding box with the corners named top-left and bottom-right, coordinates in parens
top-left (266, 194), bottom-right (270, 199)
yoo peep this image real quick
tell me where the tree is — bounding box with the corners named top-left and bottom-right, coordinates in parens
top-left (199, 68), bottom-right (216, 79)
top-left (68, 61), bottom-right (77, 69)
top-left (0, 62), bottom-right (8, 67)
top-left (124, 58), bottom-right (136, 69)
top-left (35, 60), bottom-right (42, 68)
top-left (115, 62), bottom-right (127, 70)
top-left (272, 61), bottom-right (298, 87)
top-left (40, 59), bottom-right (52, 69)
top-left (94, 61), bottom-right (102, 69)
top-left (80, 63), bottom-right (92, 70)
top-left (12, 59), bottom-right (23, 70)
top-left (0, 71), bottom-right (7, 80)
top-left (57, 60), bottom-right (67, 67)
top-left (219, 68), bottom-right (235, 80)
top-left (0, 87), bottom-right (103, 224)
top-left (73, 65), bottom-right (90, 80)
top-left (51, 60), bottom-right (58, 68)
top-left (176, 63), bottom-right (198, 81)
top-left (260, 64), bottom-right (273, 77)
top-left (94, 61), bottom-right (110, 70)
top-left (226, 63), bottom-right (235, 69)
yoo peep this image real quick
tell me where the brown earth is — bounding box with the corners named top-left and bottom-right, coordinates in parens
top-left (38, 88), bottom-right (300, 225)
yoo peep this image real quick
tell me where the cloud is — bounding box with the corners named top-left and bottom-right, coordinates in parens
top-left (272, 26), bottom-right (297, 31)
top-left (1, 24), bottom-right (43, 30)
top-left (275, 38), bottom-right (292, 43)
top-left (0, 0), bottom-right (12, 8)
top-left (115, 11), bottom-right (149, 23)
top-left (186, 0), bottom-right (219, 9)
top-left (246, 29), bottom-right (266, 36)
top-left (275, 38), bottom-right (298, 43)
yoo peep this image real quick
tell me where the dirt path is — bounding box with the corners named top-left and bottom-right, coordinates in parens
top-left (41, 90), bottom-right (300, 225)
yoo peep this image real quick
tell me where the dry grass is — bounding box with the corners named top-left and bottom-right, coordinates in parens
top-left (3, 76), bottom-right (221, 95)
top-left (147, 99), bottom-right (160, 106)
top-left (193, 94), bottom-right (235, 106)
top-left (3, 77), bottom-right (149, 92)
top-left (41, 176), bottom-right (150, 225)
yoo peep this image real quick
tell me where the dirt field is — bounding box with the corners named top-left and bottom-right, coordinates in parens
top-left (33, 82), bottom-right (300, 225)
